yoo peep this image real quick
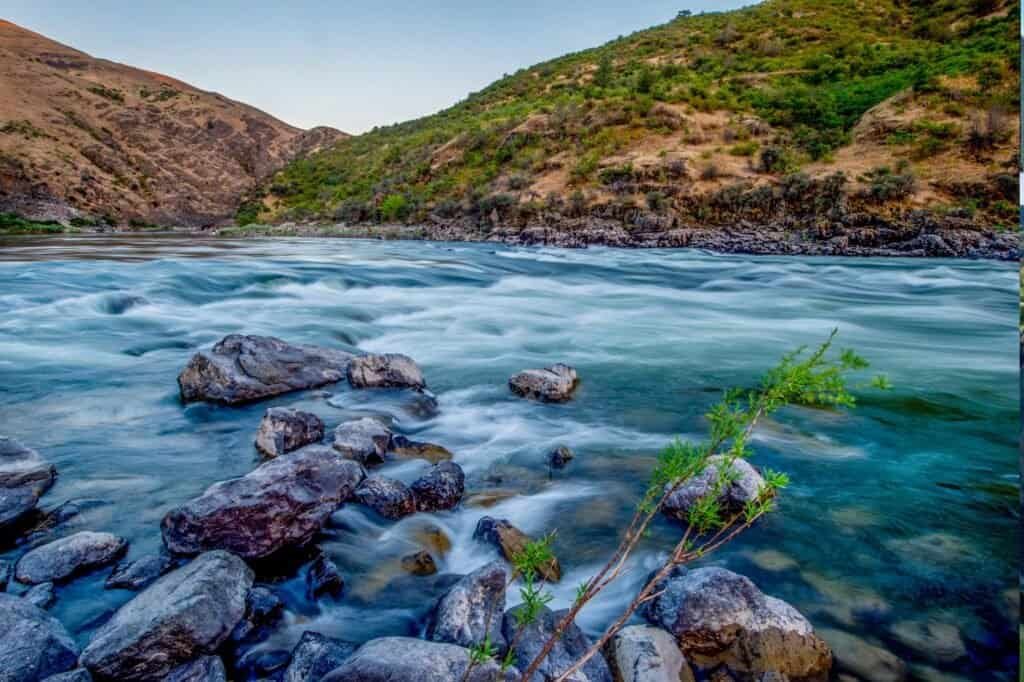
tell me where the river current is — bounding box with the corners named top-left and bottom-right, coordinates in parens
top-left (0, 235), bottom-right (1018, 680)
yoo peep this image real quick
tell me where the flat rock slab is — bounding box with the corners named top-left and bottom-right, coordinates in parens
top-left (80, 550), bottom-right (253, 681)
top-left (0, 435), bottom-right (56, 530)
top-left (347, 353), bottom-right (426, 390)
top-left (509, 364), bottom-right (578, 402)
top-left (255, 407), bottom-right (325, 457)
top-left (16, 531), bottom-right (127, 585)
top-left (162, 445), bottom-right (365, 559)
top-left (0, 592), bottom-right (79, 682)
top-left (178, 335), bottom-right (353, 405)
top-left (322, 637), bottom-right (517, 682)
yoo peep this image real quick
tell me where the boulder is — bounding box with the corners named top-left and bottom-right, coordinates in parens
top-left (0, 593), bottom-right (79, 681)
top-left (41, 671), bottom-right (92, 682)
top-left (321, 637), bottom-right (517, 682)
top-left (610, 625), bottom-right (694, 682)
top-left (548, 446), bottom-right (574, 469)
top-left (178, 335), bottom-right (353, 405)
top-left (411, 462), bottom-right (465, 512)
top-left (347, 353), bottom-right (426, 390)
top-left (662, 456), bottom-right (766, 523)
top-left (307, 554), bottom-right (344, 599)
top-left (80, 550), bottom-right (253, 681)
top-left (15, 531), bottom-right (127, 585)
top-left (283, 632), bottom-right (358, 682)
top-left (428, 560), bottom-right (507, 652)
top-left (235, 648), bottom-right (291, 679)
top-left (0, 435), bottom-right (56, 531)
top-left (643, 567), bottom-right (832, 681)
top-left (332, 418), bottom-right (392, 466)
top-left (401, 550), bottom-right (437, 576)
top-left (354, 476), bottom-right (417, 520)
top-left (390, 436), bottom-right (453, 464)
top-left (509, 364), bottom-right (578, 402)
top-left (230, 586), bottom-right (284, 643)
top-left (255, 408), bottom-right (325, 457)
top-left (23, 581), bottom-right (56, 609)
top-left (501, 605), bottom-right (613, 682)
top-left (164, 656), bottom-right (227, 682)
top-left (473, 516), bottom-right (561, 582)
top-left (105, 551), bottom-right (175, 591)
top-left (161, 446), bottom-right (365, 559)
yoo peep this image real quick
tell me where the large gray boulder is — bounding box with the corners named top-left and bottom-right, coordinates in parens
top-left (411, 461), bottom-right (465, 512)
top-left (662, 456), bottom-right (766, 523)
top-left (610, 625), bottom-right (694, 682)
top-left (321, 637), bottom-right (517, 682)
top-left (332, 418), bottom-right (392, 466)
top-left (80, 551), bottom-right (253, 681)
top-left (643, 567), bottom-right (832, 681)
top-left (283, 632), bottom-right (358, 682)
top-left (0, 436), bottom-right (56, 531)
top-left (0, 592), bottom-right (79, 681)
top-left (354, 476), bottom-right (417, 520)
top-left (16, 531), bottom-right (127, 585)
top-left (161, 446), bottom-right (365, 559)
top-left (428, 560), bottom-right (507, 652)
top-left (347, 353), bottom-right (426, 390)
top-left (509, 364), bottom-right (579, 402)
top-left (164, 656), bottom-right (227, 682)
top-left (255, 408), bottom-right (325, 457)
top-left (501, 605), bottom-right (612, 682)
top-left (178, 335), bottom-right (353, 405)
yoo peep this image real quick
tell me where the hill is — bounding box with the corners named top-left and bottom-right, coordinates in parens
top-left (0, 19), bottom-right (346, 227)
top-left (255, 0), bottom-right (1018, 256)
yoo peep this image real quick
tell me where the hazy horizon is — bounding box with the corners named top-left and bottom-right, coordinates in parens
top-left (3, 1), bottom-right (753, 134)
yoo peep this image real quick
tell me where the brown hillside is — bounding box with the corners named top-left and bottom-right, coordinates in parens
top-left (0, 19), bottom-right (347, 226)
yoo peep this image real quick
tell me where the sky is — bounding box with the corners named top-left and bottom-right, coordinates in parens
top-left (4, 1), bottom-right (753, 134)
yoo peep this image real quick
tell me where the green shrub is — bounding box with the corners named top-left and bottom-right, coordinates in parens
top-left (379, 194), bottom-right (410, 222)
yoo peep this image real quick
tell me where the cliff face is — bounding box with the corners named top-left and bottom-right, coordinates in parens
top-left (0, 20), bottom-right (346, 227)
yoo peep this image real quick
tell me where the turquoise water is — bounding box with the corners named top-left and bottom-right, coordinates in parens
top-left (0, 235), bottom-right (1017, 680)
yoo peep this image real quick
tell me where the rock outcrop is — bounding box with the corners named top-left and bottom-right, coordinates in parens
top-left (255, 407), bottom-right (324, 457)
top-left (347, 353), bottom-right (426, 390)
top-left (0, 435), bottom-right (56, 531)
top-left (0, 593), bottom-right (79, 682)
top-left (15, 531), bottom-right (127, 584)
top-left (509, 364), bottom-right (579, 402)
top-left (428, 560), bottom-right (507, 652)
top-left (321, 637), bottom-right (517, 682)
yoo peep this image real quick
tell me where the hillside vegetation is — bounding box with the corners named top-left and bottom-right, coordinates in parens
top-left (257, 0), bottom-right (1019, 234)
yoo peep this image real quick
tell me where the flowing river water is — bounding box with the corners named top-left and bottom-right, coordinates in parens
top-left (0, 235), bottom-right (1018, 680)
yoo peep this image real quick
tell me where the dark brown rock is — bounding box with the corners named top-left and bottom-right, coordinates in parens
top-left (255, 407), bottom-right (324, 457)
top-left (354, 476), bottom-right (417, 520)
top-left (411, 462), bottom-right (465, 512)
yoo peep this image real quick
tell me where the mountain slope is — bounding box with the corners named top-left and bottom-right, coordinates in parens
top-left (0, 19), bottom-right (346, 227)
top-left (259, 0), bottom-right (1018, 246)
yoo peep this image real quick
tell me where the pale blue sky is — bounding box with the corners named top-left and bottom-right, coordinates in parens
top-left (4, 2), bottom-right (753, 133)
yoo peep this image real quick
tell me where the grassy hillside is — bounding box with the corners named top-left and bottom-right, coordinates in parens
top-left (257, 0), bottom-right (1018, 231)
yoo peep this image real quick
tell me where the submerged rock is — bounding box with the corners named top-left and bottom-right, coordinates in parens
top-left (16, 531), bottom-right (128, 584)
top-left (390, 435), bottom-right (453, 464)
top-left (80, 551), bottom-right (253, 681)
top-left (283, 632), bottom-right (358, 682)
top-left (0, 593), bottom-right (79, 682)
top-left (255, 407), bottom-right (324, 457)
top-left (473, 516), bottom-right (561, 582)
top-left (164, 656), bottom-right (227, 682)
top-left (819, 628), bottom-right (905, 682)
top-left (428, 560), bottom-right (507, 652)
top-left (354, 476), bottom-right (417, 520)
top-left (401, 550), bottom-right (437, 576)
top-left (347, 353), bottom-right (426, 390)
top-left (643, 567), bottom-right (832, 681)
top-left (307, 554), bottom-right (344, 600)
top-left (501, 604), bottom-right (612, 682)
top-left (178, 334), bottom-right (353, 405)
top-left (509, 364), bottom-right (578, 402)
top-left (610, 625), bottom-right (694, 682)
top-left (411, 461), bottom-right (465, 512)
top-left (161, 445), bottom-right (365, 559)
top-left (332, 418), bottom-right (392, 466)
top-left (662, 456), bottom-right (766, 523)
top-left (548, 445), bottom-right (574, 469)
top-left (105, 551), bottom-right (175, 591)
top-left (24, 581), bottom-right (56, 609)
top-left (321, 637), bottom-right (516, 682)
top-left (0, 435), bottom-right (56, 531)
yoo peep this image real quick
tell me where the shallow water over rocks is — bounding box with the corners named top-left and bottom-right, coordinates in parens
top-left (0, 235), bottom-right (1017, 679)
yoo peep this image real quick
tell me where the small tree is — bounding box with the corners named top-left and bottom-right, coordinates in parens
top-left (379, 194), bottom-right (410, 222)
top-left (594, 54), bottom-right (614, 89)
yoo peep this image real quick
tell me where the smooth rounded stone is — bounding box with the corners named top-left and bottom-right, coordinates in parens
top-left (307, 554), bottom-right (344, 599)
top-left (501, 604), bottom-right (613, 682)
top-left (889, 620), bottom-right (966, 664)
top-left (80, 550), bottom-right (254, 681)
top-left (662, 456), bottom-right (766, 523)
top-left (0, 435), bottom-right (56, 530)
top-left (354, 476), bottom-right (417, 520)
top-left (473, 516), bottom-right (561, 582)
top-left (509, 363), bottom-right (579, 402)
top-left (321, 637), bottom-right (517, 682)
top-left (164, 656), bottom-right (227, 682)
top-left (643, 567), bottom-right (832, 681)
top-left (0, 593), bottom-right (79, 681)
top-left (0, 558), bottom-right (11, 590)
top-left (255, 407), bottom-right (325, 457)
top-left (332, 418), bottom-right (392, 466)
top-left (230, 586), bottom-right (284, 643)
top-left (283, 631), bottom-right (358, 682)
top-left (41, 670), bottom-right (93, 682)
top-left (24, 581), bottom-right (56, 609)
top-left (105, 551), bottom-right (175, 591)
top-left (428, 560), bottom-right (507, 652)
top-left (161, 446), bottom-right (365, 559)
top-left (411, 461), bottom-right (465, 512)
top-left (548, 445), bottom-right (574, 469)
top-left (178, 334), bottom-right (354, 405)
top-left (819, 629), bottom-right (906, 682)
top-left (610, 625), bottom-right (694, 682)
top-left (347, 353), bottom-right (426, 390)
top-left (390, 435), bottom-right (453, 464)
top-left (16, 531), bottom-right (128, 584)
top-left (401, 550), bottom-right (437, 576)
